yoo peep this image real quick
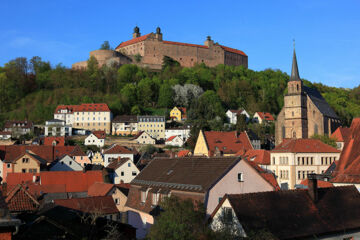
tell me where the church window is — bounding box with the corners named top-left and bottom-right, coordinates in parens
top-left (292, 131), bottom-right (296, 138)
top-left (292, 121), bottom-right (294, 126)
top-left (314, 124), bottom-right (318, 135)
top-left (297, 84), bottom-right (299, 91)
top-left (313, 110), bottom-right (315, 117)
top-left (282, 126), bottom-right (285, 139)
top-left (292, 112), bottom-right (294, 117)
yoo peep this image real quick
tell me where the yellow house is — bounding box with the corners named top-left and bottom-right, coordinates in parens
top-left (92, 151), bottom-right (104, 166)
top-left (170, 107), bottom-right (186, 121)
top-left (12, 151), bottom-right (46, 173)
top-left (193, 130), bottom-right (253, 157)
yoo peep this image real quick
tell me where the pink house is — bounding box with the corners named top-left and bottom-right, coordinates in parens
top-left (125, 156), bottom-right (278, 238)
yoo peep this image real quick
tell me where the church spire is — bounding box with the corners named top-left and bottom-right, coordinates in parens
top-left (290, 45), bottom-right (301, 81)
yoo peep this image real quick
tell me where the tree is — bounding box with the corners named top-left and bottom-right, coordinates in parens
top-left (236, 114), bottom-right (247, 132)
top-left (162, 56), bottom-right (180, 70)
top-left (134, 53), bottom-right (142, 63)
top-left (100, 41), bottom-right (111, 50)
top-left (311, 134), bottom-right (337, 148)
top-left (147, 196), bottom-right (209, 240)
top-left (157, 84), bottom-right (174, 108)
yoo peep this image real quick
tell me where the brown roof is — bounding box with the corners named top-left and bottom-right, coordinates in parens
top-left (213, 186), bottom-right (360, 239)
top-left (255, 112), bottom-right (274, 121)
top-left (131, 156), bottom-right (240, 193)
top-left (332, 118), bottom-right (360, 183)
top-left (4, 120), bottom-right (33, 129)
top-left (331, 126), bottom-right (351, 142)
top-left (5, 184), bottom-right (40, 212)
top-left (106, 157), bottom-right (130, 170)
top-left (203, 131), bottom-right (253, 156)
top-left (115, 33), bottom-right (151, 49)
top-left (112, 115), bottom-right (138, 123)
top-left (7, 171), bottom-right (104, 192)
top-left (103, 145), bottom-right (134, 155)
top-left (238, 149), bottom-right (270, 165)
top-left (55, 196), bottom-right (118, 214)
top-left (229, 109), bottom-right (244, 114)
top-left (92, 131), bottom-right (106, 139)
top-left (88, 182), bottom-right (115, 196)
top-left (271, 139), bottom-right (340, 153)
top-left (0, 131), bottom-right (11, 135)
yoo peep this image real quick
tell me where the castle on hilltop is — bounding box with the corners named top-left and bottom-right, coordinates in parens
top-left (72, 26), bottom-right (248, 70)
top-left (275, 49), bottom-right (341, 145)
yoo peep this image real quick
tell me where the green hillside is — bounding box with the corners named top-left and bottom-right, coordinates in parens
top-left (0, 56), bottom-right (359, 129)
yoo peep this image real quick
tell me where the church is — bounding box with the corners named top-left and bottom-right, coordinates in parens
top-left (275, 49), bottom-right (341, 145)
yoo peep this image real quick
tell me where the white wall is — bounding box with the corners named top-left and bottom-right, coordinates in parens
top-left (113, 160), bottom-right (140, 183)
top-left (50, 155), bottom-right (83, 171)
top-left (85, 134), bottom-right (105, 147)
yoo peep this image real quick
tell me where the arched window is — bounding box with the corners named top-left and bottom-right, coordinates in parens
top-left (314, 124), bottom-right (318, 135)
top-left (293, 131), bottom-right (296, 138)
top-left (297, 84), bottom-right (299, 91)
top-left (292, 112), bottom-right (294, 117)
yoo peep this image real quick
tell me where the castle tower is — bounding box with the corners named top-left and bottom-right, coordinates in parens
top-left (155, 26), bottom-right (163, 41)
top-left (133, 26), bottom-right (140, 39)
top-left (283, 49), bottom-right (308, 139)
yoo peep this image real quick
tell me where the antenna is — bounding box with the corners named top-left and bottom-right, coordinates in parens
top-left (293, 39), bottom-right (295, 49)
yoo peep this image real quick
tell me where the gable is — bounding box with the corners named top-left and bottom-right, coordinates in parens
top-left (194, 130), bottom-right (209, 156)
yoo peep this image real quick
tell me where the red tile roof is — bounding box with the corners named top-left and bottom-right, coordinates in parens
top-left (54, 103), bottom-right (110, 113)
top-left (177, 150), bottom-right (191, 157)
top-left (332, 118), bottom-right (360, 183)
top-left (166, 136), bottom-right (177, 142)
top-left (271, 139), bottom-right (340, 153)
top-left (55, 196), bottom-right (118, 214)
top-left (238, 149), bottom-right (270, 165)
top-left (92, 131), bottom-right (106, 139)
top-left (103, 145), bottom-right (134, 155)
top-left (115, 33), bottom-right (151, 49)
top-left (163, 40), bottom-right (208, 49)
top-left (220, 45), bottom-right (247, 56)
top-left (178, 107), bottom-right (187, 119)
top-left (6, 171), bottom-right (104, 192)
top-left (5, 184), bottom-right (40, 212)
top-left (88, 182), bottom-right (115, 196)
top-left (43, 136), bottom-right (65, 146)
top-left (255, 112), bottom-right (274, 121)
top-left (300, 179), bottom-right (334, 188)
top-left (331, 126), bottom-right (351, 142)
top-left (203, 131), bottom-right (253, 156)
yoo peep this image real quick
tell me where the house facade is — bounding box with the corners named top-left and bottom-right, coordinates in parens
top-left (107, 158), bottom-right (140, 184)
top-left (252, 112), bottom-right (274, 124)
top-left (92, 151), bottom-right (104, 165)
top-left (4, 151), bottom-right (46, 176)
top-left (194, 130), bottom-right (253, 157)
top-left (0, 132), bottom-right (11, 140)
top-left (169, 107), bottom-right (186, 121)
top-left (269, 138), bottom-right (340, 189)
top-left (112, 115), bottom-right (138, 136)
top-left (54, 103), bottom-right (112, 134)
top-left (103, 145), bottom-right (135, 167)
top-left (49, 155), bottom-right (83, 171)
top-left (226, 109), bottom-right (249, 124)
top-left (165, 127), bottom-right (190, 141)
top-left (3, 120), bottom-right (33, 137)
top-left (165, 135), bottom-right (184, 147)
top-left (133, 131), bottom-right (156, 145)
top-left (44, 119), bottom-right (72, 137)
top-left (125, 157), bottom-right (277, 238)
top-left (137, 116), bottom-right (165, 140)
top-left (85, 131), bottom-right (106, 147)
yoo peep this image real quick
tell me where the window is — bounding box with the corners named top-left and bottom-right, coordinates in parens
top-left (132, 171), bottom-right (137, 176)
top-left (223, 207), bottom-right (233, 223)
top-left (238, 173), bottom-right (244, 182)
top-left (6, 163), bottom-right (10, 168)
top-left (152, 193), bottom-right (158, 205)
top-left (218, 197), bottom-right (223, 203)
top-left (22, 169), bottom-right (26, 173)
top-left (69, 161), bottom-right (72, 165)
top-left (128, 162), bottom-right (131, 167)
top-left (115, 198), bottom-right (120, 205)
top-left (121, 171), bottom-right (124, 176)
top-left (22, 158), bottom-right (29, 163)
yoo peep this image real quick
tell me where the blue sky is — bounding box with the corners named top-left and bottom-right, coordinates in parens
top-left (1, 0), bottom-right (359, 88)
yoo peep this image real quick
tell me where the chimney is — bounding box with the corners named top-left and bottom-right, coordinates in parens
top-left (307, 173), bottom-right (318, 202)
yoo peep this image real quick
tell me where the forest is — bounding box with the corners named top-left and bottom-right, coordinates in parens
top-left (0, 55), bottom-right (359, 135)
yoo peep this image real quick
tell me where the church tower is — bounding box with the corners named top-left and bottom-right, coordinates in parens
top-left (283, 49), bottom-right (308, 139)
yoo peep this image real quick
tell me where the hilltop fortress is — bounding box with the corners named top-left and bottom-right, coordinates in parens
top-left (72, 26), bottom-right (248, 70)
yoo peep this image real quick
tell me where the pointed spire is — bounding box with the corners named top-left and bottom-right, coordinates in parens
top-left (290, 45), bottom-right (301, 81)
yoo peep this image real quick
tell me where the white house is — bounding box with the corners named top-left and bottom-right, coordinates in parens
top-left (44, 119), bottom-right (72, 137)
top-left (252, 112), bottom-right (274, 124)
top-left (107, 158), bottom-right (140, 184)
top-left (226, 109), bottom-right (250, 124)
top-left (165, 127), bottom-right (191, 141)
top-left (165, 135), bottom-right (184, 147)
top-left (133, 131), bottom-right (156, 145)
top-left (0, 132), bottom-right (11, 140)
top-left (103, 144), bottom-right (135, 167)
top-left (49, 155), bottom-right (83, 171)
top-left (85, 131), bottom-right (106, 148)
